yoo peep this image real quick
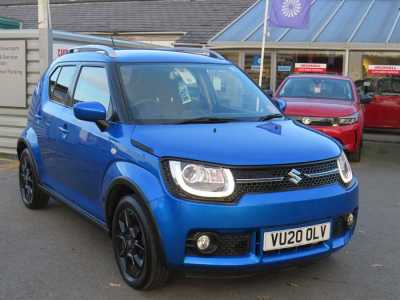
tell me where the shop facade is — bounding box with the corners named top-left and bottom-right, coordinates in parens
top-left (208, 0), bottom-right (400, 92)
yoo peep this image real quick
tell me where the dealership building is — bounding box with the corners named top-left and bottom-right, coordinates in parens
top-left (2, 0), bottom-right (400, 92)
top-left (0, 0), bottom-right (399, 154)
top-left (209, 0), bottom-right (400, 90)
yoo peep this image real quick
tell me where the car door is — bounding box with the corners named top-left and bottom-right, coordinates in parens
top-left (364, 78), bottom-right (400, 129)
top-left (54, 64), bottom-right (117, 219)
top-left (384, 78), bottom-right (400, 128)
top-left (38, 64), bottom-right (78, 192)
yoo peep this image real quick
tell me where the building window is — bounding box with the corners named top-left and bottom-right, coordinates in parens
top-left (221, 52), bottom-right (240, 66)
top-left (244, 52), bottom-right (271, 90)
top-left (276, 51), bottom-right (344, 88)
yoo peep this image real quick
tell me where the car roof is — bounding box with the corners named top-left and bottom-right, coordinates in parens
top-left (54, 49), bottom-right (230, 65)
top-left (286, 74), bottom-right (353, 81)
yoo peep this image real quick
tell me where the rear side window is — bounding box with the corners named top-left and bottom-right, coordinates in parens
top-left (50, 66), bottom-right (77, 105)
top-left (74, 67), bottom-right (111, 111)
top-left (378, 78), bottom-right (400, 95)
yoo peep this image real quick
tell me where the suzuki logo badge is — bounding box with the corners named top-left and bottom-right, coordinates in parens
top-left (288, 169), bottom-right (303, 185)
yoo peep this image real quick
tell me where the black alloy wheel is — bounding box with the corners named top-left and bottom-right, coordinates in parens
top-left (115, 206), bottom-right (146, 280)
top-left (112, 196), bottom-right (169, 290)
top-left (18, 149), bottom-right (49, 209)
top-left (19, 154), bottom-right (34, 206)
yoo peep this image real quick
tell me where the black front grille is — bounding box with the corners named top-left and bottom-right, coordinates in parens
top-left (292, 116), bottom-right (335, 126)
top-left (186, 232), bottom-right (251, 257)
top-left (162, 159), bottom-right (340, 202)
top-left (332, 216), bottom-right (347, 237)
top-left (232, 159), bottom-right (340, 199)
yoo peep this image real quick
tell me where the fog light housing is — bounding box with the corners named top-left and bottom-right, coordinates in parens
top-left (346, 213), bottom-right (354, 227)
top-left (196, 235), bottom-right (211, 251)
top-left (193, 232), bottom-right (218, 254)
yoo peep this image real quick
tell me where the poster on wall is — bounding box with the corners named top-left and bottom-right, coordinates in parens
top-left (294, 63), bottom-right (327, 74)
top-left (368, 65), bottom-right (400, 76)
top-left (251, 55), bottom-right (262, 71)
top-left (0, 40), bottom-right (26, 108)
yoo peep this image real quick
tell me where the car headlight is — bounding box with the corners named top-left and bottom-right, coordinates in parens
top-left (168, 160), bottom-right (235, 199)
top-left (337, 112), bottom-right (360, 125)
top-left (337, 152), bottom-right (353, 184)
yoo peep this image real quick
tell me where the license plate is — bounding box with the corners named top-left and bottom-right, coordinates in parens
top-left (263, 222), bottom-right (331, 251)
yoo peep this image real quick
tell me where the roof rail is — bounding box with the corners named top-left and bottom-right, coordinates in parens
top-left (67, 44), bottom-right (225, 60)
top-left (158, 47), bottom-right (226, 60)
top-left (68, 45), bottom-right (117, 57)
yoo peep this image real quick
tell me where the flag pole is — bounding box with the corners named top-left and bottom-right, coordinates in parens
top-left (258, 0), bottom-right (270, 88)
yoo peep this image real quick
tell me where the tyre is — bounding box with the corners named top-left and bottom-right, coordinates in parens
top-left (19, 149), bottom-right (49, 209)
top-left (112, 195), bottom-right (169, 290)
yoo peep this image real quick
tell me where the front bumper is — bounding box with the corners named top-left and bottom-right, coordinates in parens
top-left (311, 124), bottom-right (361, 153)
top-left (150, 179), bottom-right (359, 270)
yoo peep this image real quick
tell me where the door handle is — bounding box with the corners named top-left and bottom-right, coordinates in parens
top-left (34, 114), bottom-right (43, 120)
top-left (58, 126), bottom-right (69, 134)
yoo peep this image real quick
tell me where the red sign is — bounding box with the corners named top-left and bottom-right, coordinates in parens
top-left (294, 63), bottom-right (327, 74)
top-left (368, 65), bottom-right (400, 76)
top-left (56, 48), bottom-right (69, 57)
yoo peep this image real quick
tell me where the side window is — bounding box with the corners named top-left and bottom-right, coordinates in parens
top-left (49, 67), bottom-right (61, 96)
top-left (51, 66), bottom-right (77, 105)
top-left (74, 67), bottom-right (111, 111)
top-left (356, 79), bottom-right (375, 95)
top-left (378, 78), bottom-right (391, 95)
top-left (392, 78), bottom-right (400, 95)
top-left (377, 78), bottom-right (400, 96)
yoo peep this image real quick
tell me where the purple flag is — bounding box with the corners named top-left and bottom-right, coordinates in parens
top-left (269, 0), bottom-right (311, 29)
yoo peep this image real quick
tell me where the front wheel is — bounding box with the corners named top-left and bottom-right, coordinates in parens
top-left (19, 149), bottom-right (49, 209)
top-left (112, 195), bottom-right (169, 290)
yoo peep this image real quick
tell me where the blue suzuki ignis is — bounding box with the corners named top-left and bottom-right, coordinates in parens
top-left (18, 45), bottom-right (358, 290)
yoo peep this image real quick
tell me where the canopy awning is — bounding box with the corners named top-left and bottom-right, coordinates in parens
top-left (209, 0), bottom-right (400, 49)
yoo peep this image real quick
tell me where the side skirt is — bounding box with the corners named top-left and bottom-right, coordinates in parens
top-left (38, 184), bottom-right (109, 233)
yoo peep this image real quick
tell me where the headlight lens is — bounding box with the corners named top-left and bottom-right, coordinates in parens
top-left (337, 152), bottom-right (353, 184)
top-left (168, 161), bottom-right (235, 198)
top-left (337, 112), bottom-right (360, 125)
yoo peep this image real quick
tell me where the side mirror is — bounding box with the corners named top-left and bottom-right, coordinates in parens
top-left (272, 98), bottom-right (287, 112)
top-left (360, 93), bottom-right (374, 104)
top-left (263, 89), bottom-right (274, 98)
top-left (74, 101), bottom-right (107, 122)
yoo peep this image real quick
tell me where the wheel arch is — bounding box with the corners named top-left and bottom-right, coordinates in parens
top-left (17, 137), bottom-right (41, 184)
top-left (103, 177), bottom-right (168, 265)
top-left (104, 177), bottom-right (160, 237)
top-left (17, 137), bottom-right (29, 159)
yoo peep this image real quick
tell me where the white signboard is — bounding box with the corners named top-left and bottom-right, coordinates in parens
top-left (294, 63), bottom-right (327, 73)
top-left (368, 65), bottom-right (400, 76)
top-left (0, 40), bottom-right (26, 107)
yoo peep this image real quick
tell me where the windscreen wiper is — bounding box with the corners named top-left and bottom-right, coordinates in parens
top-left (257, 114), bottom-right (284, 122)
top-left (177, 117), bottom-right (238, 124)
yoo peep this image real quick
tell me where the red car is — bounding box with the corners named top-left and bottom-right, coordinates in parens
top-left (275, 74), bottom-right (372, 162)
top-left (355, 77), bottom-right (400, 129)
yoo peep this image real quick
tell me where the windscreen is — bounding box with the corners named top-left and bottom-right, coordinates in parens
top-left (279, 77), bottom-right (354, 101)
top-left (119, 63), bottom-right (280, 124)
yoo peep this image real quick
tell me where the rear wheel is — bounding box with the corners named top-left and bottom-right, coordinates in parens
top-left (112, 195), bottom-right (169, 290)
top-left (19, 149), bottom-right (49, 209)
